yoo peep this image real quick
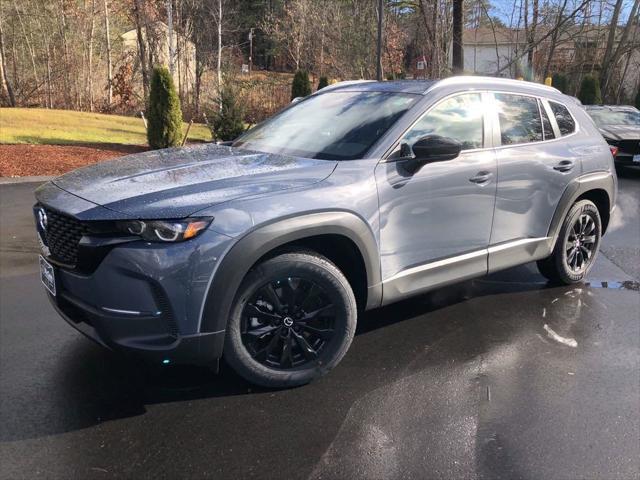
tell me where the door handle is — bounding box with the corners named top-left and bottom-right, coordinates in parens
top-left (469, 171), bottom-right (493, 184)
top-left (553, 160), bottom-right (575, 172)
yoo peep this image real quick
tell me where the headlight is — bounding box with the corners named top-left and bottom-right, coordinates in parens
top-left (116, 217), bottom-right (213, 242)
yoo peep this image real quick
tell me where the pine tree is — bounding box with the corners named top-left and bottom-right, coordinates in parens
top-left (147, 66), bottom-right (183, 149)
top-left (578, 75), bottom-right (603, 105)
top-left (552, 73), bottom-right (568, 94)
top-left (211, 83), bottom-right (246, 141)
top-left (317, 76), bottom-right (329, 91)
top-left (291, 70), bottom-right (312, 100)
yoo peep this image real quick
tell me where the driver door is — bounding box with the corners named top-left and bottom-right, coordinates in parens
top-left (375, 92), bottom-right (497, 304)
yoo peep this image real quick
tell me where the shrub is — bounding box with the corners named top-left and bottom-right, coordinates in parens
top-left (291, 70), bottom-right (311, 100)
top-left (552, 73), bottom-right (568, 94)
top-left (317, 76), bottom-right (329, 91)
top-left (211, 83), bottom-right (246, 142)
top-left (147, 66), bottom-right (183, 149)
top-left (578, 75), bottom-right (602, 105)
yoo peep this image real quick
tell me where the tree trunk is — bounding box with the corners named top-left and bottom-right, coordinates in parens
top-left (87, 0), bottom-right (96, 111)
top-left (0, 17), bottom-right (16, 107)
top-left (133, 0), bottom-right (149, 102)
top-left (600, 0), bottom-right (624, 89)
top-left (167, 0), bottom-right (175, 76)
top-left (103, 0), bottom-right (113, 106)
top-left (452, 0), bottom-right (464, 73)
top-left (217, 0), bottom-right (222, 92)
top-left (602, 0), bottom-right (640, 100)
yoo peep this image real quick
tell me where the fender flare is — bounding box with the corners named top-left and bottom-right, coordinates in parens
top-left (547, 171), bottom-right (615, 247)
top-left (199, 211), bottom-right (382, 334)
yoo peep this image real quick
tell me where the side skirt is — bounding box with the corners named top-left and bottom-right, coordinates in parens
top-left (381, 237), bottom-right (551, 306)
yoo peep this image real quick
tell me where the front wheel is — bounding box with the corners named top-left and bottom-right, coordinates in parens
top-left (537, 199), bottom-right (602, 284)
top-left (223, 251), bottom-right (357, 388)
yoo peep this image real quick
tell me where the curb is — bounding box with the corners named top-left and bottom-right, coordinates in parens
top-left (0, 176), bottom-right (54, 185)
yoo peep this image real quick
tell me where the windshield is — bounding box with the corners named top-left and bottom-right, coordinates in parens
top-left (233, 91), bottom-right (419, 160)
top-left (588, 109), bottom-right (640, 126)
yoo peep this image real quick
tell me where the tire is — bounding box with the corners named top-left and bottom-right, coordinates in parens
top-left (223, 251), bottom-right (357, 388)
top-left (537, 199), bottom-right (602, 284)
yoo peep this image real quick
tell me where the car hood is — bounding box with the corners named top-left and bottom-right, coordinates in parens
top-left (598, 125), bottom-right (640, 141)
top-left (52, 144), bottom-right (337, 219)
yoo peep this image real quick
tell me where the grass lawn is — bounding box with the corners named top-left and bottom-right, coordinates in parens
top-left (0, 108), bottom-right (211, 145)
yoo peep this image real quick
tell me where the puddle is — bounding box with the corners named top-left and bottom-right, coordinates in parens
top-left (585, 280), bottom-right (640, 291)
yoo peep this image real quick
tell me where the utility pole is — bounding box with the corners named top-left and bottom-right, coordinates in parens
top-left (376, 0), bottom-right (383, 81)
top-left (452, 0), bottom-right (464, 74)
top-left (249, 28), bottom-right (253, 76)
top-left (167, 0), bottom-right (175, 76)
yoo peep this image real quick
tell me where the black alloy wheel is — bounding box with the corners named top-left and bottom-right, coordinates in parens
top-left (241, 277), bottom-right (336, 369)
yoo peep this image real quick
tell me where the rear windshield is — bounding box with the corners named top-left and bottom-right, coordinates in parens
top-left (233, 91), bottom-right (419, 160)
top-left (588, 109), bottom-right (640, 126)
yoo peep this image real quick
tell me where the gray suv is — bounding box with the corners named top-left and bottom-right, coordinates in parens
top-left (34, 77), bottom-right (617, 387)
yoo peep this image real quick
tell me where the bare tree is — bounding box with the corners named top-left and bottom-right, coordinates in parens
top-left (104, 0), bottom-right (113, 106)
top-left (452, 0), bottom-right (464, 73)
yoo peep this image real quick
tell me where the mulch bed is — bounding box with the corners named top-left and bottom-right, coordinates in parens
top-left (0, 144), bottom-right (149, 177)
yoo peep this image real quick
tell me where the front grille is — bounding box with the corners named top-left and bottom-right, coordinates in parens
top-left (617, 140), bottom-right (640, 155)
top-left (42, 208), bottom-right (89, 266)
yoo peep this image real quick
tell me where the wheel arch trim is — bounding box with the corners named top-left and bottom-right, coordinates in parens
top-left (547, 171), bottom-right (615, 246)
top-left (197, 210), bottom-right (382, 334)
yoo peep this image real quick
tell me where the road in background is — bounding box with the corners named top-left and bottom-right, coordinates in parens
top-left (1, 169), bottom-right (638, 479)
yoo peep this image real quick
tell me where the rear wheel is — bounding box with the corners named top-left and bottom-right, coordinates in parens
top-left (537, 199), bottom-right (601, 284)
top-left (223, 251), bottom-right (357, 388)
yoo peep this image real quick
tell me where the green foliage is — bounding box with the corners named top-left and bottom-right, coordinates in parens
top-left (147, 66), bottom-right (183, 149)
top-left (635, 89), bottom-right (640, 110)
top-left (211, 83), bottom-right (246, 142)
top-left (552, 73), bottom-right (568, 94)
top-left (291, 70), bottom-right (312, 100)
top-left (578, 75), bottom-right (602, 105)
top-left (317, 76), bottom-right (329, 91)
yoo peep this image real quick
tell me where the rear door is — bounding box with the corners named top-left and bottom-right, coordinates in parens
top-left (488, 93), bottom-right (581, 271)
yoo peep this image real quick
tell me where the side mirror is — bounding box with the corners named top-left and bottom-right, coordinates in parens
top-left (401, 135), bottom-right (462, 174)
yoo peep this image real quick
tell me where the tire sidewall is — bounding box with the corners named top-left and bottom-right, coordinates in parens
top-left (555, 200), bottom-right (601, 283)
top-left (224, 253), bottom-right (357, 388)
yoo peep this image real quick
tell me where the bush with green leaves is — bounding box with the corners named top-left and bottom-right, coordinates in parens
top-left (552, 73), bottom-right (568, 94)
top-left (317, 76), bottom-right (329, 91)
top-left (578, 75), bottom-right (602, 105)
top-left (291, 70), bottom-right (312, 100)
top-left (147, 66), bottom-right (183, 149)
top-left (211, 83), bottom-right (246, 142)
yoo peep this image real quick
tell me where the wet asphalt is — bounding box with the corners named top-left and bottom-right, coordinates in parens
top-left (0, 168), bottom-right (639, 479)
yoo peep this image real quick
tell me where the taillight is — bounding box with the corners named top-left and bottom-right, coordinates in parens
top-left (609, 145), bottom-right (618, 157)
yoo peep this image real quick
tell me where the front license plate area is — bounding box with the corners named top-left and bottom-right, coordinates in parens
top-left (39, 255), bottom-right (56, 296)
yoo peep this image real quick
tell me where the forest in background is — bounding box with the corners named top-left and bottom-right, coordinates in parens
top-left (1, 0), bottom-right (639, 123)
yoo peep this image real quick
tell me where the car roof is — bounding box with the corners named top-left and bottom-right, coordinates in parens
top-left (584, 104), bottom-right (639, 112)
top-left (325, 76), bottom-right (563, 98)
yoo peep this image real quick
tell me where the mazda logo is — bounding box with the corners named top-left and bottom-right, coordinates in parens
top-left (37, 208), bottom-right (48, 231)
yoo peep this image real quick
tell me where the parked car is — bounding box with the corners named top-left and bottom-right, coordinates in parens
top-left (585, 105), bottom-right (640, 166)
top-left (34, 77), bottom-right (617, 387)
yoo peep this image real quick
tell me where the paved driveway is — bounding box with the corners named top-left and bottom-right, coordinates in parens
top-left (1, 169), bottom-right (639, 479)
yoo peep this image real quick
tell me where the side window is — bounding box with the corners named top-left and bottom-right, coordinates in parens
top-left (549, 101), bottom-right (576, 136)
top-left (539, 99), bottom-right (555, 140)
top-left (401, 93), bottom-right (484, 150)
top-left (495, 93), bottom-right (543, 145)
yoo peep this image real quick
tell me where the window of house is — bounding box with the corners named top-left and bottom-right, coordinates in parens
top-left (495, 93), bottom-right (543, 145)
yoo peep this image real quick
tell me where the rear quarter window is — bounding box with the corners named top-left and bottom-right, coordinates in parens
top-left (549, 101), bottom-right (576, 136)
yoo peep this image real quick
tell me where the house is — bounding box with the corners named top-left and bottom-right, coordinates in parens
top-left (121, 21), bottom-right (196, 95)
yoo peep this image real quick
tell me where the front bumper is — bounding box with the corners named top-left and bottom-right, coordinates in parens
top-left (47, 291), bottom-right (225, 365)
top-left (40, 225), bottom-right (232, 366)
